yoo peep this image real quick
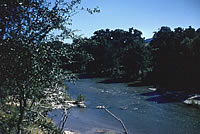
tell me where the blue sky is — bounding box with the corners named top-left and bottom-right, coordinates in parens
top-left (68, 0), bottom-right (200, 39)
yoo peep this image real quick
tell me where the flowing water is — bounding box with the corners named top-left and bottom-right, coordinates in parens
top-left (50, 78), bottom-right (200, 134)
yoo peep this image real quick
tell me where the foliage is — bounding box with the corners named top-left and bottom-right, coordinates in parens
top-left (0, 0), bottom-right (99, 133)
top-left (150, 26), bottom-right (200, 89)
top-left (70, 26), bottom-right (200, 91)
top-left (71, 28), bottom-right (151, 80)
top-left (0, 0), bottom-right (99, 43)
top-left (62, 38), bottom-right (94, 72)
top-left (76, 94), bottom-right (85, 102)
top-left (0, 38), bottom-right (75, 134)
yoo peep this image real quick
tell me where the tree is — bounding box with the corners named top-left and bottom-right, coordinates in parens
top-left (75, 28), bottom-right (149, 80)
top-left (64, 38), bottom-right (94, 73)
top-left (150, 26), bottom-right (200, 90)
top-left (0, 40), bottom-right (75, 133)
top-left (0, 0), bottom-right (99, 133)
top-left (0, 0), bottom-right (99, 43)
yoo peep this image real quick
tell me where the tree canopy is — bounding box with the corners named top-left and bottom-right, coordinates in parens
top-left (69, 26), bottom-right (200, 90)
top-left (0, 0), bottom-right (99, 133)
top-left (70, 28), bottom-right (151, 80)
top-left (150, 26), bottom-right (200, 89)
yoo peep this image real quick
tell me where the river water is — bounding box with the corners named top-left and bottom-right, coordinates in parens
top-left (50, 78), bottom-right (200, 134)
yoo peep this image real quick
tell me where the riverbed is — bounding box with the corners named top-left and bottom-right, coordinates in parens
top-left (50, 78), bottom-right (200, 134)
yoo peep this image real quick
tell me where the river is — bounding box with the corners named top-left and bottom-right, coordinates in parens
top-left (50, 78), bottom-right (200, 134)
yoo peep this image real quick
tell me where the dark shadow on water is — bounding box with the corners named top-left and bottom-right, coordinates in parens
top-left (98, 77), bottom-right (132, 84)
top-left (128, 81), bottom-right (152, 87)
top-left (146, 95), bottom-right (180, 103)
top-left (141, 91), bottom-right (190, 104)
top-left (140, 91), bottom-right (159, 96)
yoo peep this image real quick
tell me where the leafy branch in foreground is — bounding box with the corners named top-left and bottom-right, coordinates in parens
top-left (0, 39), bottom-right (76, 134)
top-left (0, 0), bottom-right (99, 133)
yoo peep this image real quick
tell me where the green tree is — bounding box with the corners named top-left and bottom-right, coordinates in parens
top-left (65, 38), bottom-right (94, 73)
top-left (76, 28), bottom-right (150, 80)
top-left (119, 28), bottom-right (149, 80)
top-left (0, 0), bottom-right (99, 133)
top-left (150, 26), bottom-right (200, 90)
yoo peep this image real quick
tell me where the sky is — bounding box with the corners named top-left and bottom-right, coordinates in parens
top-left (67, 0), bottom-right (200, 39)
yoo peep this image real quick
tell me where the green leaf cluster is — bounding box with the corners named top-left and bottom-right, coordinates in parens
top-left (0, 0), bottom-right (99, 133)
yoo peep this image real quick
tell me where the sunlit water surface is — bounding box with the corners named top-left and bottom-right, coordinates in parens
top-left (50, 78), bottom-right (200, 134)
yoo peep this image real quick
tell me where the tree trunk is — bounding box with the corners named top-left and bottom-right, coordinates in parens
top-left (17, 90), bottom-right (27, 134)
top-left (17, 98), bottom-right (24, 134)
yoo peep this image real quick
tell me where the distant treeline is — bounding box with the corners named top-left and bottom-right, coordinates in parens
top-left (64, 26), bottom-right (200, 91)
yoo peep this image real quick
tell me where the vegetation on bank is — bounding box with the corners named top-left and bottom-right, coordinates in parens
top-left (68, 26), bottom-right (200, 92)
top-left (69, 28), bottom-right (151, 80)
top-left (150, 26), bottom-right (200, 90)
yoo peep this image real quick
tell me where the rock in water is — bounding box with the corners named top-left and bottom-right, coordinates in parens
top-left (183, 95), bottom-right (200, 106)
top-left (77, 102), bottom-right (87, 108)
top-left (63, 130), bottom-right (80, 134)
